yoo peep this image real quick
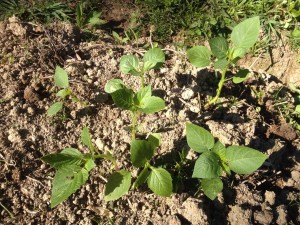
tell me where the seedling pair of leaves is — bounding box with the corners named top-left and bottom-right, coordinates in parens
top-left (47, 66), bottom-right (80, 117)
top-left (187, 16), bottom-right (261, 106)
top-left (41, 127), bottom-right (116, 208)
top-left (105, 134), bottom-right (173, 201)
top-left (186, 123), bottom-right (268, 200)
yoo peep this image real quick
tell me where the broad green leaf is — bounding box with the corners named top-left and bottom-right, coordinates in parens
top-left (294, 105), bottom-right (300, 114)
top-left (135, 85), bottom-right (152, 104)
top-left (231, 47), bottom-right (246, 60)
top-left (231, 16), bottom-right (260, 49)
top-left (214, 59), bottom-right (228, 70)
top-left (104, 170), bottom-right (131, 201)
top-left (81, 127), bottom-right (93, 150)
top-left (209, 37), bottom-right (228, 59)
top-left (131, 140), bottom-right (156, 167)
top-left (233, 69), bottom-right (250, 84)
top-left (186, 123), bottom-right (214, 153)
top-left (212, 141), bottom-right (226, 161)
top-left (148, 133), bottom-right (161, 148)
top-left (292, 29), bottom-right (300, 38)
top-left (139, 96), bottom-right (165, 114)
top-left (105, 79), bottom-right (125, 93)
top-left (56, 89), bottom-right (71, 98)
top-left (226, 146), bottom-right (267, 174)
top-left (41, 148), bottom-right (83, 169)
top-left (47, 102), bottom-right (63, 116)
top-left (51, 165), bottom-right (89, 208)
top-left (192, 152), bottom-right (222, 179)
top-left (84, 158), bottom-right (96, 171)
top-left (54, 66), bottom-right (69, 88)
top-left (143, 48), bottom-right (165, 71)
top-left (133, 167), bottom-right (151, 189)
top-left (119, 55), bottom-right (139, 75)
top-left (110, 88), bottom-right (134, 110)
top-left (201, 178), bottom-right (223, 200)
top-left (187, 46), bottom-right (211, 68)
top-left (147, 167), bottom-right (172, 197)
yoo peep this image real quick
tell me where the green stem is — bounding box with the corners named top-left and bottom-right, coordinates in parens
top-left (140, 74), bottom-right (145, 88)
top-left (131, 111), bottom-right (140, 140)
top-left (205, 64), bottom-right (229, 107)
top-left (0, 201), bottom-right (14, 219)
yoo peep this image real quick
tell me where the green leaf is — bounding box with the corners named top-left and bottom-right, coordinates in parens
top-left (209, 37), bottom-right (228, 59)
top-left (231, 47), bottom-right (246, 60)
top-left (131, 140), bottom-right (156, 167)
top-left (147, 167), bottom-right (172, 197)
top-left (212, 141), bottom-right (226, 161)
top-left (292, 29), bottom-right (300, 38)
top-left (187, 46), bottom-right (211, 68)
top-left (214, 59), bottom-right (228, 70)
top-left (47, 102), bottom-right (63, 116)
top-left (143, 48), bottom-right (165, 71)
top-left (233, 69), bottom-right (250, 84)
top-left (110, 88), bottom-right (134, 110)
top-left (119, 55), bottom-right (139, 75)
top-left (51, 165), bottom-right (89, 208)
top-left (56, 89), bottom-right (71, 98)
top-left (105, 79), bottom-right (125, 93)
top-left (133, 167), bottom-right (151, 189)
top-left (84, 158), bottom-right (96, 171)
top-left (88, 11), bottom-right (105, 25)
top-left (226, 146), bottom-right (267, 174)
top-left (186, 123), bottom-right (214, 153)
top-left (192, 152), bottom-right (222, 179)
top-left (135, 85), bottom-right (152, 105)
top-left (148, 133), bottom-right (161, 148)
top-left (105, 170), bottom-right (131, 201)
top-left (81, 127), bottom-right (93, 151)
top-left (201, 178), bottom-right (223, 200)
top-left (288, 82), bottom-right (300, 95)
top-left (231, 16), bottom-right (260, 49)
top-left (41, 148), bottom-right (84, 169)
top-left (139, 96), bottom-right (165, 114)
top-left (54, 66), bottom-right (69, 89)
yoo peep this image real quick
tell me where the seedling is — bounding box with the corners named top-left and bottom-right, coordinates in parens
top-left (104, 48), bottom-right (173, 198)
top-left (47, 66), bottom-right (83, 117)
top-left (41, 127), bottom-right (118, 208)
top-left (105, 47), bottom-right (166, 139)
top-left (76, 1), bottom-right (105, 29)
top-left (187, 16), bottom-right (260, 107)
top-left (186, 123), bottom-right (267, 200)
top-left (112, 31), bottom-right (130, 45)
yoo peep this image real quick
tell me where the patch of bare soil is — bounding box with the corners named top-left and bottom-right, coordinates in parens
top-left (0, 16), bottom-right (300, 225)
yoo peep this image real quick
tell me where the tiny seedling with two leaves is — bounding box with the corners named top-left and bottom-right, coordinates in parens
top-left (104, 47), bottom-right (173, 199)
top-left (41, 127), bottom-right (117, 208)
top-left (187, 16), bottom-right (261, 107)
top-left (47, 66), bottom-right (84, 117)
top-left (186, 123), bottom-right (268, 200)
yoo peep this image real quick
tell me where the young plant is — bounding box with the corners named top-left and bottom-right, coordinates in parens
top-left (76, 1), bottom-right (105, 29)
top-left (105, 47), bottom-right (166, 139)
top-left (187, 16), bottom-right (260, 107)
top-left (112, 31), bottom-right (130, 45)
top-left (104, 48), bottom-right (173, 198)
top-left (47, 66), bottom-right (83, 117)
top-left (186, 123), bottom-right (267, 200)
top-left (41, 127), bottom-right (118, 208)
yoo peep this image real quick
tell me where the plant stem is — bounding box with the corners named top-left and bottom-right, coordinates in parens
top-left (140, 75), bottom-right (145, 88)
top-left (0, 201), bottom-right (14, 219)
top-left (131, 111), bottom-right (140, 140)
top-left (205, 64), bottom-right (229, 107)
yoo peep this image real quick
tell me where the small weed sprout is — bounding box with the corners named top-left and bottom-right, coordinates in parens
top-left (187, 16), bottom-right (260, 107)
top-left (47, 66), bottom-right (84, 117)
top-left (186, 123), bottom-right (267, 200)
top-left (104, 47), bottom-right (173, 198)
top-left (76, 1), bottom-right (105, 29)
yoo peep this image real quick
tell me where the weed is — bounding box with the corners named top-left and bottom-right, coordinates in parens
top-left (186, 123), bottom-right (267, 200)
top-left (47, 66), bottom-right (85, 117)
top-left (187, 16), bottom-right (260, 107)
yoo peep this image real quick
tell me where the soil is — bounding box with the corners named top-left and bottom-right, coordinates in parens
top-left (1, 2), bottom-right (300, 225)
